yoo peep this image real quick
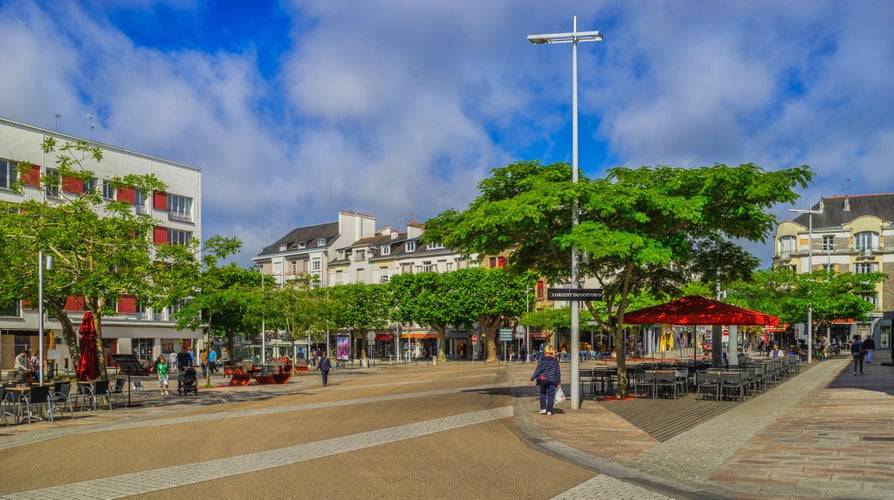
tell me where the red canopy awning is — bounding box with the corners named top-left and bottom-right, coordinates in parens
top-left (624, 295), bottom-right (779, 326)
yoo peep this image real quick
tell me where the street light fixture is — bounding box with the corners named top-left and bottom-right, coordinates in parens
top-left (528, 16), bottom-right (602, 410)
top-left (38, 251), bottom-right (54, 386)
top-left (790, 205), bottom-right (823, 364)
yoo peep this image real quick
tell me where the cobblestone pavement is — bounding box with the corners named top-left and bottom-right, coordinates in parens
top-left (508, 355), bottom-right (894, 499)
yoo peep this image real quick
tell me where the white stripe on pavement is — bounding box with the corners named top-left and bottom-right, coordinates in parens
top-left (1, 406), bottom-right (514, 500)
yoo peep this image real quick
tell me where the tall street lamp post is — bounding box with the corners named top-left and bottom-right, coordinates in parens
top-left (790, 206), bottom-right (823, 364)
top-left (528, 16), bottom-right (603, 410)
top-left (38, 251), bottom-right (54, 385)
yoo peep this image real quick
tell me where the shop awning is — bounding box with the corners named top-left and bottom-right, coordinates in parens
top-left (374, 334), bottom-right (394, 342)
top-left (403, 333), bottom-right (439, 339)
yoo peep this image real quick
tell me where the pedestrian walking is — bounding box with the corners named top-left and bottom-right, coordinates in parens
top-left (318, 351), bottom-right (331, 386)
top-left (863, 336), bottom-right (875, 363)
top-left (156, 355), bottom-right (170, 396)
top-left (851, 334), bottom-right (865, 375)
top-left (209, 349), bottom-right (218, 373)
top-left (527, 345), bottom-right (561, 415)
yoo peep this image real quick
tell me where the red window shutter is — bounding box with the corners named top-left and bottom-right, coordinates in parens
top-left (118, 295), bottom-right (137, 313)
top-left (153, 226), bottom-right (168, 244)
top-left (153, 191), bottom-right (168, 210)
top-left (21, 165), bottom-right (41, 187)
top-left (117, 187), bottom-right (136, 204)
top-left (498, 256), bottom-right (505, 267)
top-left (62, 176), bottom-right (83, 194)
top-left (64, 296), bottom-right (86, 311)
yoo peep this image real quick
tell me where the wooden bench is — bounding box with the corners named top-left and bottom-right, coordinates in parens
top-left (223, 362), bottom-right (256, 386)
top-left (254, 362), bottom-right (292, 385)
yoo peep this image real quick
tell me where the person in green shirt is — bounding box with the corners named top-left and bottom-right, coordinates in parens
top-left (156, 355), bottom-right (170, 396)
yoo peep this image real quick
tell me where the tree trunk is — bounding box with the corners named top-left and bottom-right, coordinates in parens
top-left (482, 318), bottom-right (499, 363)
top-left (612, 327), bottom-right (629, 398)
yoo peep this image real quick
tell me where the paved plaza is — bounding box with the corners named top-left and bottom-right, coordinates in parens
top-left (1, 355), bottom-right (892, 499)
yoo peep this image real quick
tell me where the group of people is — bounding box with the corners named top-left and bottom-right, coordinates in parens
top-left (850, 334), bottom-right (876, 375)
top-left (8, 349), bottom-right (37, 384)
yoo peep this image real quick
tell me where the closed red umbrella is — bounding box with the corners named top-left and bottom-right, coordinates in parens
top-left (76, 311), bottom-right (100, 381)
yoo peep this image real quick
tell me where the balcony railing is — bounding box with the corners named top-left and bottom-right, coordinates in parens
top-left (168, 210), bottom-right (193, 223)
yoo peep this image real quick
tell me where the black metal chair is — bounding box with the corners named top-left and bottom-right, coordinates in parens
top-left (25, 385), bottom-right (52, 423)
top-left (92, 380), bottom-right (113, 410)
top-left (697, 371), bottom-right (720, 401)
top-left (633, 371), bottom-right (656, 399)
top-left (655, 372), bottom-right (679, 399)
top-left (720, 372), bottom-right (746, 401)
top-left (110, 378), bottom-right (126, 407)
top-left (51, 382), bottom-right (76, 420)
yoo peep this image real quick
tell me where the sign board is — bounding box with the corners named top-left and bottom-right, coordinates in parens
top-left (472, 335), bottom-right (478, 343)
top-left (499, 328), bottom-right (513, 342)
top-left (547, 288), bottom-right (603, 301)
top-left (47, 349), bottom-right (61, 360)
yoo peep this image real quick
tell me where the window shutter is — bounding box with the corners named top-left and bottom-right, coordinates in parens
top-left (153, 190), bottom-right (168, 210)
top-left (21, 164), bottom-right (41, 187)
top-left (64, 296), bottom-right (86, 311)
top-left (62, 176), bottom-right (83, 193)
top-left (117, 187), bottom-right (136, 204)
top-left (118, 295), bottom-right (137, 313)
top-left (153, 226), bottom-right (168, 244)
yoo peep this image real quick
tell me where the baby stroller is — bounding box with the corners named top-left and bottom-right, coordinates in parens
top-left (178, 366), bottom-right (198, 396)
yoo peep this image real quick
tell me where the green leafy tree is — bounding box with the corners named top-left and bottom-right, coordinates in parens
top-left (727, 267), bottom-right (886, 341)
top-left (329, 283), bottom-right (392, 367)
top-left (446, 268), bottom-right (534, 363)
top-left (389, 272), bottom-right (459, 362)
top-left (425, 161), bottom-right (813, 396)
top-left (519, 306), bottom-right (570, 347)
top-left (170, 236), bottom-right (248, 385)
top-left (0, 138), bottom-right (195, 380)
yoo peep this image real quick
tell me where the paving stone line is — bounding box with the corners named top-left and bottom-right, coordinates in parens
top-left (1, 406), bottom-right (514, 500)
top-left (552, 475), bottom-right (673, 500)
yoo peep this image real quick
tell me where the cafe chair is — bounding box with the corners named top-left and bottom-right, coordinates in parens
top-left (633, 371), bottom-right (656, 399)
top-left (720, 372), bottom-right (746, 402)
top-left (51, 382), bottom-right (76, 420)
top-left (655, 372), bottom-right (679, 399)
top-left (25, 385), bottom-right (52, 423)
top-left (110, 378), bottom-right (126, 407)
top-left (698, 372), bottom-right (720, 401)
top-left (92, 380), bottom-right (113, 410)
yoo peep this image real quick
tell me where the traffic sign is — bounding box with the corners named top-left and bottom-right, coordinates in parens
top-left (547, 288), bottom-right (603, 301)
top-left (499, 328), bottom-right (513, 341)
top-left (472, 335), bottom-right (478, 343)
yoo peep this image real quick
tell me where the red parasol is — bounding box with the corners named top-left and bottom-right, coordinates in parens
top-left (624, 295), bottom-right (779, 326)
top-left (76, 311), bottom-right (101, 380)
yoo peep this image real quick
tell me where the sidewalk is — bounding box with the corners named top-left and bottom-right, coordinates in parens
top-left (508, 356), bottom-right (894, 499)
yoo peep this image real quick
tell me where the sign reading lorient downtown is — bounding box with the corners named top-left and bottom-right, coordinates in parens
top-left (547, 288), bottom-right (603, 301)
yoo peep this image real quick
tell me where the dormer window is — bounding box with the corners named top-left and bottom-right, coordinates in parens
top-left (426, 241), bottom-right (443, 250)
top-left (355, 249), bottom-right (366, 261)
top-left (406, 241), bottom-right (416, 252)
top-left (317, 238), bottom-right (327, 246)
top-left (279, 243), bottom-right (288, 252)
top-left (381, 245), bottom-right (390, 255)
top-left (337, 250), bottom-right (346, 260)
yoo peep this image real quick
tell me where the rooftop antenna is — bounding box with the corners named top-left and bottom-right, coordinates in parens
top-left (398, 217), bottom-right (404, 233)
top-left (842, 178), bottom-right (851, 196)
top-left (86, 113), bottom-right (95, 139)
top-left (54, 113), bottom-right (62, 131)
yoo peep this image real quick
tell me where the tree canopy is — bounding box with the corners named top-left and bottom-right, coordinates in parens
top-left (424, 161), bottom-right (814, 396)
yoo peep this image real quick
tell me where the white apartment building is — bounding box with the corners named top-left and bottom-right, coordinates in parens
top-left (773, 194), bottom-right (894, 351)
top-left (0, 117), bottom-right (202, 373)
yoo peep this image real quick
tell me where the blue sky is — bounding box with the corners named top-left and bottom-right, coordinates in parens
top-left (1, 0), bottom-right (893, 266)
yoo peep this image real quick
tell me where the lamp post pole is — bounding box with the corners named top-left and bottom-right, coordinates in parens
top-left (529, 16), bottom-right (603, 410)
top-left (38, 251), bottom-right (53, 385)
top-left (526, 288), bottom-right (531, 362)
top-left (790, 206), bottom-right (823, 364)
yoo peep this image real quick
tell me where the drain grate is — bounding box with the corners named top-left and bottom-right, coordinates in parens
top-left (862, 436), bottom-right (894, 441)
